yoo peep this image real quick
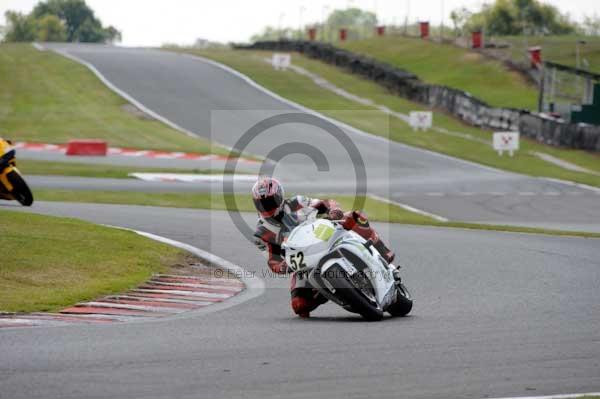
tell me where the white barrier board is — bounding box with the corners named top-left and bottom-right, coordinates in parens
top-left (493, 132), bottom-right (520, 156)
top-left (409, 111), bottom-right (432, 131)
top-left (272, 53), bottom-right (291, 70)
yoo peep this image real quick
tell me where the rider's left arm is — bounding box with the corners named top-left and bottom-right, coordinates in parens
top-left (309, 198), bottom-right (343, 219)
top-left (290, 195), bottom-right (343, 219)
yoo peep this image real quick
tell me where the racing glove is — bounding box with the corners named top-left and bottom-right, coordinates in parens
top-left (269, 258), bottom-right (289, 274)
top-left (311, 199), bottom-right (340, 215)
top-left (327, 208), bottom-right (344, 221)
top-left (253, 237), bottom-right (266, 252)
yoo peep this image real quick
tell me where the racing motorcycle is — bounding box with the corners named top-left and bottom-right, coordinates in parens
top-left (0, 138), bottom-right (34, 206)
top-left (282, 209), bottom-right (412, 321)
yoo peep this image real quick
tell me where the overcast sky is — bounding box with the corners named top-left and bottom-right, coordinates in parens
top-left (1, 0), bottom-right (598, 46)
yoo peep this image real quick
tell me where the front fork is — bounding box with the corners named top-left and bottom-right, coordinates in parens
top-left (0, 148), bottom-right (16, 191)
top-left (0, 166), bottom-right (16, 192)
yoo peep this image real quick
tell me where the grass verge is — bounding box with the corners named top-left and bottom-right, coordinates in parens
top-left (340, 35), bottom-right (539, 110)
top-left (0, 210), bottom-right (183, 313)
top-left (17, 159), bottom-right (238, 179)
top-left (28, 189), bottom-right (600, 239)
top-left (31, 190), bottom-right (422, 222)
top-left (496, 35), bottom-right (600, 71)
top-left (0, 43), bottom-right (226, 155)
top-left (179, 48), bottom-right (600, 187)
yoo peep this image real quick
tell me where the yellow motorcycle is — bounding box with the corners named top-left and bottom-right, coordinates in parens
top-left (0, 138), bottom-right (33, 206)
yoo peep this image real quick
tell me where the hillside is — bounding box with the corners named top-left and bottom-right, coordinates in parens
top-left (340, 35), bottom-right (539, 110)
top-left (494, 35), bottom-right (600, 71)
top-left (0, 43), bottom-right (220, 153)
top-left (180, 48), bottom-right (600, 188)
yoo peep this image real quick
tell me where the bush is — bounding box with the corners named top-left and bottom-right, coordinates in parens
top-left (36, 14), bottom-right (67, 42)
top-left (3, 11), bottom-right (37, 42)
top-left (455, 0), bottom-right (577, 36)
top-left (2, 0), bottom-right (120, 43)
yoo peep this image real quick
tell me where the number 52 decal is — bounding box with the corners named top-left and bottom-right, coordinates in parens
top-left (289, 251), bottom-right (307, 269)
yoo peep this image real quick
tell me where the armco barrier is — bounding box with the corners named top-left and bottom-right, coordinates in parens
top-left (235, 40), bottom-right (599, 152)
top-left (519, 113), bottom-right (600, 151)
top-left (66, 139), bottom-right (108, 156)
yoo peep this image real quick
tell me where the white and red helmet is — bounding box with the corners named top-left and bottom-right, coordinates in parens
top-left (252, 177), bottom-right (285, 218)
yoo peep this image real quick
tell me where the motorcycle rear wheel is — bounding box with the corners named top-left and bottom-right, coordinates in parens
top-left (7, 170), bottom-right (33, 206)
top-left (322, 264), bottom-right (384, 321)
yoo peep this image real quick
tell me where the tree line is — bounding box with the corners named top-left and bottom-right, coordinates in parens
top-left (1, 0), bottom-right (120, 43)
top-left (252, 0), bottom-right (599, 42)
top-left (451, 0), bottom-right (577, 36)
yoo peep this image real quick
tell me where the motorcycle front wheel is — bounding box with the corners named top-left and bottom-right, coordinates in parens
top-left (7, 170), bottom-right (33, 206)
top-left (387, 283), bottom-right (413, 317)
top-left (322, 264), bottom-right (384, 321)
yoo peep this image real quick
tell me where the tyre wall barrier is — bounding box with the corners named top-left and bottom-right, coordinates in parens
top-left (235, 40), bottom-right (599, 152)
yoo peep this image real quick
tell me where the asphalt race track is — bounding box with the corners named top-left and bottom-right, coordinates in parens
top-left (2, 44), bottom-right (600, 398)
top-left (30, 43), bottom-right (600, 231)
top-left (1, 202), bottom-right (600, 398)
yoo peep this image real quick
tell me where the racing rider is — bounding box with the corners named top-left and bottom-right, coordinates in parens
top-left (252, 177), bottom-right (397, 318)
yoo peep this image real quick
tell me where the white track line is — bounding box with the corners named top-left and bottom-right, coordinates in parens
top-left (108, 295), bottom-right (212, 306)
top-left (40, 44), bottom-right (237, 155)
top-left (192, 51), bottom-right (600, 192)
top-left (542, 177), bottom-right (600, 194)
top-left (132, 230), bottom-right (265, 296)
top-left (286, 59), bottom-right (600, 184)
top-left (104, 226), bottom-right (264, 307)
top-left (532, 151), bottom-right (599, 175)
top-left (131, 288), bottom-right (230, 299)
top-left (156, 274), bottom-right (244, 286)
top-left (50, 43), bottom-right (600, 202)
top-left (41, 44), bottom-right (600, 199)
top-left (0, 318), bottom-right (37, 325)
top-left (31, 42), bottom-right (46, 51)
top-left (368, 194), bottom-right (449, 222)
top-left (485, 392), bottom-right (600, 399)
top-left (284, 59), bottom-right (498, 148)
top-left (147, 281), bottom-right (241, 292)
top-left (128, 173), bottom-right (257, 183)
top-left (79, 301), bottom-right (182, 313)
top-left (181, 52), bottom-right (505, 175)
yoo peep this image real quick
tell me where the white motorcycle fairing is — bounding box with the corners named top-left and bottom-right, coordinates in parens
top-left (283, 218), bottom-right (397, 311)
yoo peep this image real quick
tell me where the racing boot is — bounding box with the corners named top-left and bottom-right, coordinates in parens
top-left (343, 210), bottom-right (396, 264)
top-left (373, 239), bottom-right (395, 265)
top-left (291, 290), bottom-right (328, 318)
top-left (290, 272), bottom-right (328, 318)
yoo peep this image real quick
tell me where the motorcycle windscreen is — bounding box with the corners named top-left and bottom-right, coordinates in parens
top-left (0, 149), bottom-right (15, 169)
